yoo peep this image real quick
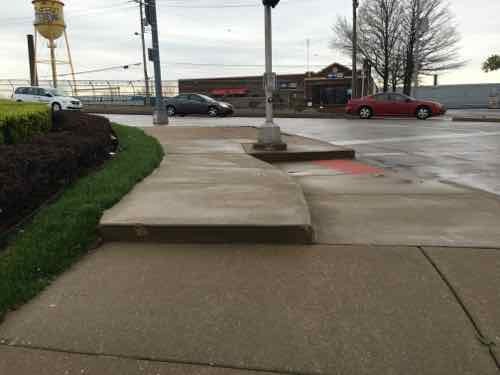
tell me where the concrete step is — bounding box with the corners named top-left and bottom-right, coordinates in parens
top-left (243, 133), bottom-right (355, 162)
top-left (99, 153), bottom-right (314, 244)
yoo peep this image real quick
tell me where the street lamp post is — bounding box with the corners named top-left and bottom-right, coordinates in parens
top-left (146, 0), bottom-right (168, 125)
top-left (138, 1), bottom-right (151, 105)
top-left (254, 0), bottom-right (286, 151)
top-left (352, 0), bottom-right (359, 99)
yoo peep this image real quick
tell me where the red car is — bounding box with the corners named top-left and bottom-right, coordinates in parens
top-left (346, 92), bottom-right (447, 120)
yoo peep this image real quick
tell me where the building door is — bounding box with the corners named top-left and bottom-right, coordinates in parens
top-left (315, 87), bottom-right (348, 107)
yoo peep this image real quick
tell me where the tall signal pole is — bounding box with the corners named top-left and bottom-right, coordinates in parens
top-left (146, 0), bottom-right (168, 125)
top-left (352, 0), bottom-right (359, 99)
top-left (138, 1), bottom-right (150, 104)
top-left (254, 0), bottom-right (286, 151)
top-left (306, 38), bottom-right (310, 77)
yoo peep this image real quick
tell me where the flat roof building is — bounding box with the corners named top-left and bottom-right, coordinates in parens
top-left (179, 63), bottom-right (374, 110)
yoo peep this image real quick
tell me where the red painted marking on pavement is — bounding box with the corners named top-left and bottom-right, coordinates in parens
top-left (313, 160), bottom-right (384, 175)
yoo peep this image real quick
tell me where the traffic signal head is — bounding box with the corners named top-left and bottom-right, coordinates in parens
top-left (262, 0), bottom-right (280, 8)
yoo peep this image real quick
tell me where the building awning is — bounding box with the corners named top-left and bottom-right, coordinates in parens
top-left (210, 87), bottom-right (248, 96)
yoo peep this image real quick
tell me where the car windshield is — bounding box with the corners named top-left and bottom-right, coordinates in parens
top-left (399, 93), bottom-right (416, 101)
top-left (47, 88), bottom-right (67, 97)
top-left (198, 94), bottom-right (217, 103)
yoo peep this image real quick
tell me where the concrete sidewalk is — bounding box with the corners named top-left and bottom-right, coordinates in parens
top-left (100, 127), bottom-right (352, 244)
top-left (1, 126), bottom-right (499, 374)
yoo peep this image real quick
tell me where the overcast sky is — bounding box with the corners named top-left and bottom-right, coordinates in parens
top-left (1, 0), bottom-right (499, 85)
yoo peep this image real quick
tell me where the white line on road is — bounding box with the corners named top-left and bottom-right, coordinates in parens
top-left (331, 131), bottom-right (500, 146)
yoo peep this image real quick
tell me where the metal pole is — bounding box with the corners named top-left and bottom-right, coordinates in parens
top-left (63, 30), bottom-right (77, 96)
top-left (306, 38), bottom-right (310, 77)
top-left (49, 39), bottom-right (58, 88)
top-left (351, 0), bottom-right (358, 99)
top-left (139, 1), bottom-right (150, 104)
top-left (34, 28), bottom-right (39, 86)
top-left (264, 6), bottom-right (273, 125)
top-left (361, 68), bottom-right (365, 97)
top-left (147, 0), bottom-right (168, 125)
top-left (254, 4), bottom-right (286, 150)
top-left (27, 35), bottom-right (37, 86)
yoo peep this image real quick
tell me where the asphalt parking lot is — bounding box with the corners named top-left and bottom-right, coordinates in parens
top-left (105, 114), bottom-right (500, 196)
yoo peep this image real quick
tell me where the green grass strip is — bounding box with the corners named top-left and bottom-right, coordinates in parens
top-left (0, 124), bottom-right (164, 319)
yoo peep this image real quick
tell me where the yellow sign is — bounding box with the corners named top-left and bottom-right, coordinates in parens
top-left (33, 0), bottom-right (65, 40)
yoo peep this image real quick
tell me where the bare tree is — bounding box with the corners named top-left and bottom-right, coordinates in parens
top-left (400, 0), bottom-right (464, 95)
top-left (389, 47), bottom-right (406, 91)
top-left (332, 0), bottom-right (403, 92)
top-left (332, 0), bottom-right (464, 95)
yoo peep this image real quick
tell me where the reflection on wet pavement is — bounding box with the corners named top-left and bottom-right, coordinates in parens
top-left (104, 114), bottom-right (500, 196)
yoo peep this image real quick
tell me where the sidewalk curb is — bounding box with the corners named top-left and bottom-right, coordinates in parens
top-left (244, 144), bottom-right (355, 163)
top-left (100, 224), bottom-right (315, 244)
top-left (452, 117), bottom-right (500, 123)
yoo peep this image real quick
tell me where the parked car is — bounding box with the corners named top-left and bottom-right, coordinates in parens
top-left (346, 92), bottom-right (446, 120)
top-left (12, 86), bottom-right (83, 111)
top-left (165, 93), bottom-right (234, 117)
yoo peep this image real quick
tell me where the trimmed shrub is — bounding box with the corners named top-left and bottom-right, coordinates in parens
top-left (0, 112), bottom-right (117, 228)
top-left (0, 123), bottom-right (163, 319)
top-left (0, 100), bottom-right (52, 145)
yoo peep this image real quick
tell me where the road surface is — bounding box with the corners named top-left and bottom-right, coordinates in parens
top-left (105, 114), bottom-right (500, 196)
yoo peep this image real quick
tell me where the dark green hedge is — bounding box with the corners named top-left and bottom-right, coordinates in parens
top-left (0, 124), bottom-right (164, 321)
top-left (0, 100), bottom-right (52, 144)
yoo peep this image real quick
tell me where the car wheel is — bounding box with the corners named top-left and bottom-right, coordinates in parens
top-left (208, 106), bottom-right (219, 117)
top-left (416, 106), bottom-right (431, 120)
top-left (359, 106), bottom-right (373, 119)
top-left (52, 103), bottom-right (62, 112)
top-left (166, 105), bottom-right (176, 117)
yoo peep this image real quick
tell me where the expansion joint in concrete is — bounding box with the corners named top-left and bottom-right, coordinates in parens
top-left (417, 246), bottom-right (500, 370)
top-left (0, 342), bottom-right (322, 375)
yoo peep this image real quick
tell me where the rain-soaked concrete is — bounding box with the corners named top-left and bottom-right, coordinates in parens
top-left (3, 117), bottom-right (500, 374)
top-left (104, 114), bottom-right (500, 196)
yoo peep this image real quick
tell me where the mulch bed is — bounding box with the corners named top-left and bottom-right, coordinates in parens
top-left (0, 112), bottom-right (118, 239)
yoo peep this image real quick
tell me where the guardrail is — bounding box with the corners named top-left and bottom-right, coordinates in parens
top-left (0, 79), bottom-right (178, 100)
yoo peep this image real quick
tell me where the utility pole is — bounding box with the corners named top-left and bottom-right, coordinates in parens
top-left (139, 1), bottom-right (151, 104)
top-left (48, 39), bottom-right (58, 88)
top-left (306, 38), bottom-right (311, 77)
top-left (254, 0), bottom-right (286, 151)
top-left (27, 34), bottom-right (38, 86)
top-left (146, 0), bottom-right (168, 125)
top-left (352, 0), bottom-right (359, 99)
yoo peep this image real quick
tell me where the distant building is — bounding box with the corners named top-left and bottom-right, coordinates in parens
top-left (179, 63), bottom-right (374, 110)
top-left (412, 83), bottom-right (500, 109)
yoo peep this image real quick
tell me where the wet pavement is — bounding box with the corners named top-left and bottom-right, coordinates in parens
top-left (3, 120), bottom-right (500, 374)
top-left (104, 114), bottom-right (500, 196)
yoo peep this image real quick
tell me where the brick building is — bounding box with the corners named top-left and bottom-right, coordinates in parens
top-left (178, 63), bottom-right (374, 109)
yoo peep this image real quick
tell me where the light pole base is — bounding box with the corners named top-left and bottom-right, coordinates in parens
top-left (153, 108), bottom-right (169, 126)
top-left (254, 124), bottom-right (287, 151)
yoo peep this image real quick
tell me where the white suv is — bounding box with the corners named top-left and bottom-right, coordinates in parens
top-left (13, 87), bottom-right (83, 111)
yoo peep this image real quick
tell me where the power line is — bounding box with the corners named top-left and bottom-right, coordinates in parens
top-left (164, 62), bottom-right (325, 68)
top-left (0, 0), bottom-right (316, 25)
top-left (39, 63), bottom-right (142, 78)
top-left (0, 1), bottom-right (137, 25)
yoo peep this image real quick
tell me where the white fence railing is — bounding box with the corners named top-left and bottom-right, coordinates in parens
top-left (0, 79), bottom-right (178, 100)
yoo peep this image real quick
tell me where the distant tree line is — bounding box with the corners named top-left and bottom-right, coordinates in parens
top-left (331, 0), bottom-right (464, 95)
